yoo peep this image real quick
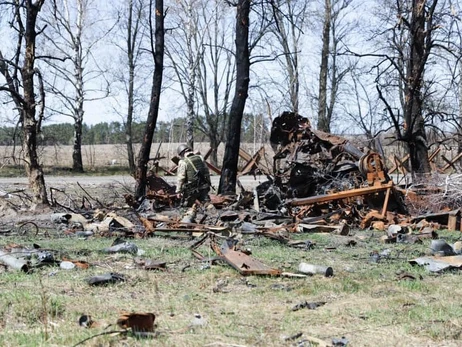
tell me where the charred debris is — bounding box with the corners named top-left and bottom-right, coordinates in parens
top-left (136, 111), bottom-right (412, 232)
top-left (1, 112), bottom-right (462, 277)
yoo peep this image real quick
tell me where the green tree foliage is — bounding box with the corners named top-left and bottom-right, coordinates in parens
top-left (40, 123), bottom-right (74, 145)
top-left (0, 114), bottom-right (269, 146)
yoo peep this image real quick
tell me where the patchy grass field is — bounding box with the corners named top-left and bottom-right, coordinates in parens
top-left (1, 227), bottom-right (462, 345)
top-left (0, 181), bottom-right (462, 347)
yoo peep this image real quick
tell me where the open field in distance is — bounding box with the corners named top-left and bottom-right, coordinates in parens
top-left (0, 139), bottom-right (460, 175)
top-left (0, 143), bottom-right (275, 171)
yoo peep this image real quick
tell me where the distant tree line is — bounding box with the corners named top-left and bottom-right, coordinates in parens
top-left (0, 113), bottom-right (269, 147)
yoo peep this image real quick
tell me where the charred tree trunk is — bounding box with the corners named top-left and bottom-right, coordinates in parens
top-left (218, 0), bottom-right (250, 194)
top-left (458, 59), bottom-right (462, 156)
top-left (403, 0), bottom-right (432, 175)
top-left (21, 0), bottom-right (48, 205)
top-left (134, 0), bottom-right (164, 199)
top-left (317, 0), bottom-right (331, 132)
top-left (209, 131), bottom-right (220, 167)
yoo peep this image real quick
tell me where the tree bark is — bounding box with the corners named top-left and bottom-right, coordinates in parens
top-left (186, 60), bottom-right (196, 150)
top-left (126, 0), bottom-right (137, 174)
top-left (21, 0), bottom-right (49, 205)
top-left (71, 0), bottom-right (85, 173)
top-left (72, 113), bottom-right (84, 172)
top-left (218, 0), bottom-right (250, 194)
top-left (134, 0), bottom-right (164, 199)
top-left (403, 0), bottom-right (432, 175)
top-left (317, 0), bottom-right (331, 132)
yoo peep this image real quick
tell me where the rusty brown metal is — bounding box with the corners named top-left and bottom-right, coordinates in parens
top-left (440, 152), bottom-right (462, 172)
top-left (411, 209), bottom-right (461, 231)
top-left (358, 152), bottom-right (387, 185)
top-left (238, 146), bottom-right (271, 176)
top-left (117, 312), bottom-right (155, 332)
top-left (213, 244), bottom-right (281, 276)
top-left (288, 182), bottom-right (393, 207)
top-left (191, 235), bottom-right (283, 276)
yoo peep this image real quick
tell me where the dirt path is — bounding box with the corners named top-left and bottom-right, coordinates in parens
top-left (0, 174), bottom-right (267, 191)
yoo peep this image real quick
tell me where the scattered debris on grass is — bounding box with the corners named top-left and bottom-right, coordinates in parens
top-left (291, 300), bottom-right (327, 311)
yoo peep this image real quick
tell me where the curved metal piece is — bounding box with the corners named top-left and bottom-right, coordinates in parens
top-left (358, 152), bottom-right (388, 185)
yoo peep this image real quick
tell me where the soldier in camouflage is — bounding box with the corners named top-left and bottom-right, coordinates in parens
top-left (176, 144), bottom-right (211, 207)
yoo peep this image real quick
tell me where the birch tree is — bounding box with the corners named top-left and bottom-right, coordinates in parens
top-left (195, 1), bottom-right (235, 165)
top-left (41, 0), bottom-right (110, 172)
top-left (0, 0), bottom-right (49, 204)
top-left (268, 0), bottom-right (309, 114)
top-left (112, 0), bottom-right (149, 174)
top-left (165, 0), bottom-right (204, 150)
top-left (164, 0), bottom-right (235, 165)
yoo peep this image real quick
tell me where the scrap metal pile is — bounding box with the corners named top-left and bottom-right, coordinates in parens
top-left (256, 111), bottom-right (405, 225)
top-left (2, 111), bottom-right (460, 278)
top-left (136, 111), bottom-right (462, 234)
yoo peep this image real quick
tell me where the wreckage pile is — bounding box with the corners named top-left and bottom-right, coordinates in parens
top-left (0, 111), bottom-right (461, 276)
top-left (117, 111), bottom-right (462, 274)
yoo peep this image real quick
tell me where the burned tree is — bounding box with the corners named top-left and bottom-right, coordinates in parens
top-left (165, 0), bottom-right (204, 151)
top-left (0, 0), bottom-right (49, 205)
top-left (317, 0), bottom-right (331, 132)
top-left (371, 0), bottom-right (444, 175)
top-left (218, 0), bottom-right (250, 194)
top-left (401, 0), bottom-right (433, 173)
top-left (134, 0), bottom-right (164, 199)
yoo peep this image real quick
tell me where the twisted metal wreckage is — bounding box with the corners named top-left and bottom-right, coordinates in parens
top-left (3, 112), bottom-right (461, 277)
top-left (140, 111), bottom-right (406, 230)
top-left (124, 112), bottom-right (461, 275)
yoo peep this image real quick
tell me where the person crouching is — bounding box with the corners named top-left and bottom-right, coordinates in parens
top-left (175, 144), bottom-right (211, 207)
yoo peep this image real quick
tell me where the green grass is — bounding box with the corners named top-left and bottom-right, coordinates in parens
top-left (1, 228), bottom-right (462, 346)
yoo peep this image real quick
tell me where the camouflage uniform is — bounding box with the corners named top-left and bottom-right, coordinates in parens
top-left (176, 151), bottom-right (211, 207)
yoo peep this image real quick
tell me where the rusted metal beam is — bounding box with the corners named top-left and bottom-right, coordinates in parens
top-left (215, 246), bottom-right (281, 276)
top-left (203, 147), bottom-right (213, 160)
top-left (441, 152), bottom-right (462, 172)
top-left (210, 238), bottom-right (281, 276)
top-left (239, 148), bottom-right (253, 162)
top-left (206, 162), bottom-right (221, 175)
top-left (288, 182), bottom-right (394, 207)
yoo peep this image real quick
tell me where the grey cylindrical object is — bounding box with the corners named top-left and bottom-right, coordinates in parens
top-left (298, 262), bottom-right (333, 277)
top-left (343, 142), bottom-right (364, 160)
top-left (0, 250), bottom-right (30, 272)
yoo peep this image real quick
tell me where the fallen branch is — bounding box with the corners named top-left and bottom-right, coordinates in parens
top-left (76, 182), bottom-right (106, 208)
top-left (72, 330), bottom-right (125, 347)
